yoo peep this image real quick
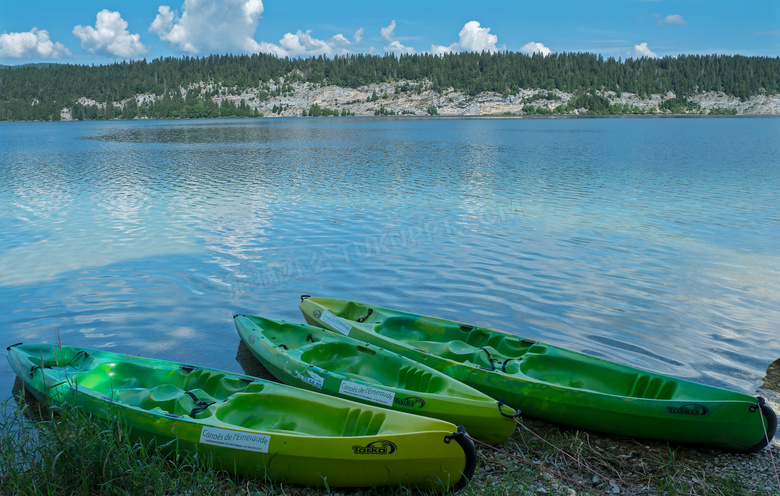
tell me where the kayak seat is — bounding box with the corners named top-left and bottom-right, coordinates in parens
top-left (216, 392), bottom-right (386, 436)
top-left (77, 362), bottom-right (169, 391)
top-left (489, 336), bottom-right (536, 357)
top-left (112, 384), bottom-right (182, 412)
top-left (403, 340), bottom-right (472, 358)
top-left (181, 370), bottom-right (263, 400)
top-left (110, 385), bottom-right (219, 417)
top-left (111, 385), bottom-right (180, 412)
top-left (300, 344), bottom-right (362, 373)
top-left (458, 328), bottom-right (536, 358)
top-left (407, 340), bottom-right (496, 369)
top-left (519, 354), bottom-right (660, 395)
top-left (376, 317), bottom-right (535, 361)
top-left (300, 343), bottom-right (401, 386)
top-left (209, 376), bottom-right (265, 398)
top-left (374, 316), bottom-right (429, 342)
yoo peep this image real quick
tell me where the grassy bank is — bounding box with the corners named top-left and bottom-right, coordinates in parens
top-left (1, 392), bottom-right (777, 496)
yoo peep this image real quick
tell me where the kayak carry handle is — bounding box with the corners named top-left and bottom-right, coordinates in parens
top-left (444, 426), bottom-right (478, 484)
top-left (497, 401), bottom-right (521, 419)
top-left (749, 396), bottom-right (766, 413)
top-left (356, 308), bottom-right (373, 323)
top-left (745, 397), bottom-right (778, 453)
top-left (301, 295), bottom-right (311, 301)
top-left (6, 342), bottom-right (22, 351)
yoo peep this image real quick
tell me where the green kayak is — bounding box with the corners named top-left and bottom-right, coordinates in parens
top-left (7, 343), bottom-right (477, 490)
top-left (299, 296), bottom-right (777, 453)
top-left (234, 314), bottom-right (517, 444)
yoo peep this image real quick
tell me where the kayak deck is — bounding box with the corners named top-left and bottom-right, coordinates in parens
top-left (7, 343), bottom-right (477, 489)
top-left (300, 296), bottom-right (778, 452)
top-left (372, 315), bottom-right (752, 402)
top-left (234, 314), bottom-right (517, 444)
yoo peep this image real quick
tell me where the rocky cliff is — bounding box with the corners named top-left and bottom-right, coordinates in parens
top-left (65, 79), bottom-right (780, 120)
top-left (216, 80), bottom-right (780, 117)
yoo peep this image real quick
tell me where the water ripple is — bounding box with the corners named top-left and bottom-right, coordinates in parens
top-left (1, 118), bottom-right (779, 409)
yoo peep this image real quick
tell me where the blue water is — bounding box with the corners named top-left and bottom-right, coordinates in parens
top-left (1, 117), bottom-right (779, 414)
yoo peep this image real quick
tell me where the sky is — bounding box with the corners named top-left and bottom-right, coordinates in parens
top-left (1, 0), bottom-right (779, 66)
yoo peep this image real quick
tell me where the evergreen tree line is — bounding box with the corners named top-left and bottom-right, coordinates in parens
top-left (1, 51), bottom-right (778, 121)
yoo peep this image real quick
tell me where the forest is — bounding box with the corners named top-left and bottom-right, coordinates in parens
top-left (1, 51), bottom-right (778, 121)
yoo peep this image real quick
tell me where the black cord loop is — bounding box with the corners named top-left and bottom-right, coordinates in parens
top-left (356, 308), bottom-right (373, 323)
top-left (497, 400), bottom-right (521, 419)
top-left (184, 391), bottom-right (216, 417)
top-left (480, 347), bottom-right (496, 370)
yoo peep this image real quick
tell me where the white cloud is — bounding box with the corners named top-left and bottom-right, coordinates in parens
top-left (430, 44), bottom-right (452, 56)
top-left (152, 0), bottom-right (361, 58)
top-left (381, 20), bottom-right (415, 55)
top-left (431, 21), bottom-right (500, 55)
top-left (150, 0), bottom-right (265, 54)
top-left (457, 21), bottom-right (499, 52)
top-left (248, 28), bottom-right (364, 58)
top-left (520, 41), bottom-right (552, 57)
top-left (0, 28), bottom-right (70, 59)
top-left (73, 10), bottom-right (147, 58)
top-left (380, 21), bottom-right (396, 43)
top-left (657, 14), bottom-right (688, 27)
top-left (630, 42), bottom-right (658, 58)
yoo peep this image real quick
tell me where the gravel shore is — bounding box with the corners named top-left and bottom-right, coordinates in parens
top-left (470, 416), bottom-right (779, 496)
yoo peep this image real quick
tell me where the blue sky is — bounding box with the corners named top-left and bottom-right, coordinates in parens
top-left (1, 0), bottom-right (778, 66)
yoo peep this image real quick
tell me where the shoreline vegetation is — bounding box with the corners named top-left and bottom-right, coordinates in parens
top-left (2, 393), bottom-right (778, 496)
top-left (1, 52), bottom-right (779, 121)
top-left (3, 373), bottom-right (779, 496)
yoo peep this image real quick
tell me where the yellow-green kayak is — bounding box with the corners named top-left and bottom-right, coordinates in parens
top-left (7, 343), bottom-right (477, 490)
top-left (234, 314), bottom-right (517, 444)
top-left (299, 296), bottom-right (777, 453)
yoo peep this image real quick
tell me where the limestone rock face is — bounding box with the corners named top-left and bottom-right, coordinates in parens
top-left (66, 82), bottom-right (780, 119)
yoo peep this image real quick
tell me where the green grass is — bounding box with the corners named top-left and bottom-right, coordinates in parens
top-left (0, 400), bottom-right (234, 495)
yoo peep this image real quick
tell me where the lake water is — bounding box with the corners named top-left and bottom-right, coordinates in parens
top-left (1, 116), bottom-right (779, 417)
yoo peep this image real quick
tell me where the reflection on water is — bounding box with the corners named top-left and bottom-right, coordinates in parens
top-left (234, 340), bottom-right (278, 382)
top-left (10, 377), bottom-right (51, 421)
top-left (1, 118), bottom-right (780, 421)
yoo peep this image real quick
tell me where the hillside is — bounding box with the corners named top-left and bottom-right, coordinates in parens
top-left (2, 52), bottom-right (779, 121)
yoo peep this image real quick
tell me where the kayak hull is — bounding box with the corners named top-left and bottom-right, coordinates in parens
top-left (7, 343), bottom-right (476, 490)
top-left (299, 296), bottom-right (777, 453)
top-left (234, 314), bottom-right (517, 444)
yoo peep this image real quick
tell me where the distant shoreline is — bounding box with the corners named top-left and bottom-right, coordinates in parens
top-left (52, 85), bottom-right (778, 122)
top-left (6, 113), bottom-right (780, 124)
top-left (4, 52), bottom-right (779, 121)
